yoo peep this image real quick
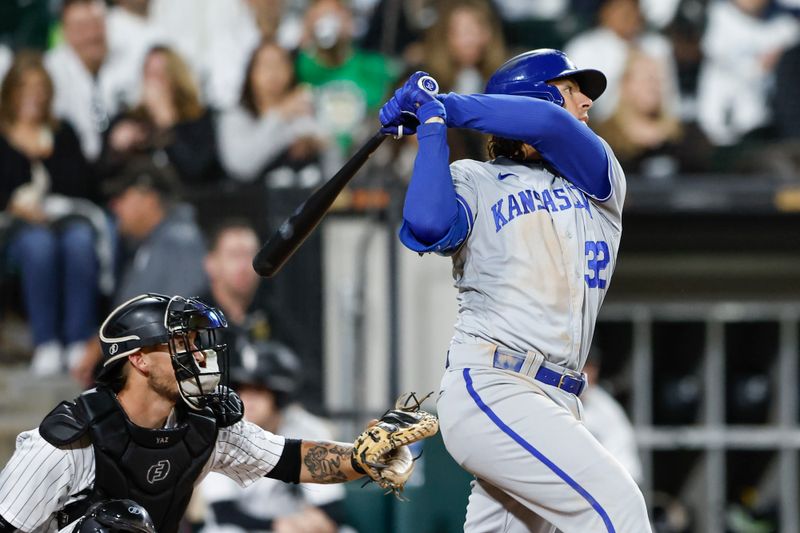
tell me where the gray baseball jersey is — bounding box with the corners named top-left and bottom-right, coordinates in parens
top-left (449, 138), bottom-right (625, 371)
top-left (0, 417), bottom-right (285, 533)
top-left (436, 139), bottom-right (650, 532)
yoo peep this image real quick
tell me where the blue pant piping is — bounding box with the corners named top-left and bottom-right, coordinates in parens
top-left (462, 367), bottom-right (615, 533)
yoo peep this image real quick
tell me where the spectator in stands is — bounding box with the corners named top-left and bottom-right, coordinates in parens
top-left (70, 157), bottom-right (208, 386)
top-left (296, 0), bottom-right (398, 152)
top-left (421, 0), bottom-right (507, 95)
top-left (147, 0), bottom-right (273, 86)
top-left (732, 40), bottom-right (800, 179)
top-left (697, 0), bottom-right (800, 146)
top-left (661, 0), bottom-right (707, 101)
top-left (419, 0), bottom-right (507, 160)
top-left (200, 340), bottom-right (346, 533)
top-left (200, 220), bottom-right (273, 369)
top-left (593, 49), bottom-right (713, 177)
top-left (774, 41), bottom-right (800, 141)
top-left (203, 220), bottom-right (262, 330)
top-left (206, 0), bottom-right (306, 109)
top-left (564, 0), bottom-right (681, 122)
top-left (217, 39), bottom-right (325, 185)
top-left (491, 0), bottom-right (573, 50)
top-left (45, 0), bottom-right (139, 161)
top-left (106, 0), bottom-right (166, 93)
top-left (0, 45), bottom-right (11, 83)
top-left (580, 348), bottom-right (643, 485)
top-left (360, 0), bottom-right (437, 65)
top-left (106, 157), bottom-right (208, 306)
top-left (99, 45), bottom-right (223, 185)
top-left (0, 52), bottom-right (101, 375)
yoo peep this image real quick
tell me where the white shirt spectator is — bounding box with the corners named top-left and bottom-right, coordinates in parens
top-left (204, 0), bottom-right (303, 110)
top-left (148, 0), bottom-right (219, 83)
top-left (106, 5), bottom-right (168, 102)
top-left (639, 0), bottom-right (683, 29)
top-left (565, 27), bottom-right (680, 122)
top-left (697, 0), bottom-right (800, 145)
top-left (581, 385), bottom-right (643, 484)
top-left (44, 45), bottom-right (137, 161)
top-left (493, 0), bottom-right (568, 20)
top-left (216, 104), bottom-right (320, 182)
top-left (148, 0), bottom-right (301, 107)
top-left (200, 404), bottom-right (345, 533)
top-left (0, 45), bottom-right (11, 83)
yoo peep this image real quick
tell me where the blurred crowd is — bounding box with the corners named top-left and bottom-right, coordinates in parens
top-left (0, 2), bottom-right (797, 531)
top-left (1, 0), bottom-right (800, 379)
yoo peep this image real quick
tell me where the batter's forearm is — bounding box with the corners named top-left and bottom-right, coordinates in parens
top-left (299, 441), bottom-right (363, 483)
top-left (403, 122), bottom-right (460, 244)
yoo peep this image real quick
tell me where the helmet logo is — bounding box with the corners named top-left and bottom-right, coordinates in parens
top-left (109, 343), bottom-right (119, 355)
top-left (128, 506), bottom-right (142, 515)
top-left (417, 76), bottom-right (439, 95)
top-left (146, 460), bottom-right (170, 484)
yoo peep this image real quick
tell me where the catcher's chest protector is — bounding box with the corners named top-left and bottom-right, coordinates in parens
top-left (41, 388), bottom-right (218, 533)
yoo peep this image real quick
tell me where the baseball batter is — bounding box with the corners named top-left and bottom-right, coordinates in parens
top-left (380, 49), bottom-right (651, 532)
top-left (0, 294), bottom-right (413, 533)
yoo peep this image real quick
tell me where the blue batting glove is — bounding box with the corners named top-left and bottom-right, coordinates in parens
top-left (401, 72), bottom-right (445, 123)
top-left (379, 93), bottom-right (419, 137)
top-left (379, 72), bottom-right (445, 136)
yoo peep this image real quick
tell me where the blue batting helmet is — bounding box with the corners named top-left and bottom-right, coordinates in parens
top-left (485, 48), bottom-right (607, 107)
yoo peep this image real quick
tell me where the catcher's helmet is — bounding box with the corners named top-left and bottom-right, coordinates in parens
top-left (231, 340), bottom-right (301, 407)
top-left (97, 293), bottom-right (229, 410)
top-left (72, 499), bottom-right (155, 533)
top-left (485, 48), bottom-right (606, 106)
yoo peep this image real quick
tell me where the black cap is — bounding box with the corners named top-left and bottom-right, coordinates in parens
top-left (231, 340), bottom-right (301, 396)
top-left (104, 156), bottom-right (181, 200)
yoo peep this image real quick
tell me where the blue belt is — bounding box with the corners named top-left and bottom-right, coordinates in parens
top-left (492, 348), bottom-right (587, 396)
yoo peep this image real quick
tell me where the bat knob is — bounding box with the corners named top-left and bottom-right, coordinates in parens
top-left (417, 76), bottom-right (439, 95)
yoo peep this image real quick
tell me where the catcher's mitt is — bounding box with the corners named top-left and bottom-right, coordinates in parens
top-left (351, 392), bottom-right (439, 497)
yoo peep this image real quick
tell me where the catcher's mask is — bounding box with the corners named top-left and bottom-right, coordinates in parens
top-left (72, 499), bottom-right (156, 533)
top-left (98, 293), bottom-right (229, 411)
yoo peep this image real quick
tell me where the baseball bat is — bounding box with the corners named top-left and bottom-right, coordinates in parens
top-left (252, 130), bottom-right (387, 278)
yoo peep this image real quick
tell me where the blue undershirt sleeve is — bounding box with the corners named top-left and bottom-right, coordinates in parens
top-left (440, 93), bottom-right (612, 200)
top-left (399, 122), bottom-right (470, 254)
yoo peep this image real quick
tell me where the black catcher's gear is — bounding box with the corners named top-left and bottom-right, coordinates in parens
top-left (71, 499), bottom-right (156, 533)
top-left (41, 387), bottom-right (223, 533)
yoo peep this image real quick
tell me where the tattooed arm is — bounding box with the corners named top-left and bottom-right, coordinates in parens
top-left (217, 421), bottom-right (363, 485)
top-left (300, 441), bottom-right (363, 483)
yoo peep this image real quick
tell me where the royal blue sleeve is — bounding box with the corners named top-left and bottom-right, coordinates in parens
top-left (440, 93), bottom-right (612, 200)
top-left (399, 122), bottom-right (470, 253)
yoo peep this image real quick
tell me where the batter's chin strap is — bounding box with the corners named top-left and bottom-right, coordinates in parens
top-left (0, 513), bottom-right (17, 532)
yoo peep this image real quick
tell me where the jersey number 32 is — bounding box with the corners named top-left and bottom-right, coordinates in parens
top-left (584, 240), bottom-right (609, 289)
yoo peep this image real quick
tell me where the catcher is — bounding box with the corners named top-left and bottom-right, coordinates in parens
top-left (0, 293), bottom-right (437, 533)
